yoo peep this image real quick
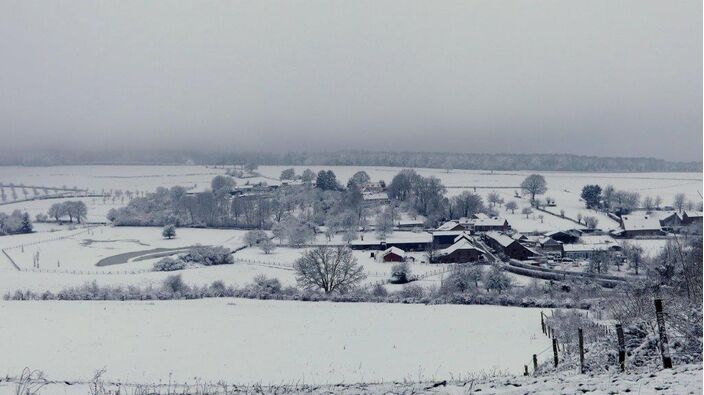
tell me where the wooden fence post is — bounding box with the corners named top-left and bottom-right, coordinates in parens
top-left (552, 338), bottom-right (559, 368)
top-left (616, 324), bottom-right (626, 372)
top-left (533, 354), bottom-right (538, 374)
top-left (541, 312), bottom-right (545, 335)
top-left (654, 298), bottom-right (673, 369)
top-left (578, 328), bottom-right (585, 374)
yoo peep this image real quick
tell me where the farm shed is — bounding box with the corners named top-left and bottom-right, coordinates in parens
top-left (544, 229), bottom-right (582, 244)
top-left (471, 217), bottom-right (510, 232)
top-left (562, 243), bottom-right (622, 259)
top-left (682, 211), bottom-right (703, 226)
top-left (619, 214), bottom-right (664, 237)
top-left (434, 239), bottom-right (486, 263)
top-left (378, 247), bottom-right (405, 262)
top-left (483, 231), bottom-right (538, 261)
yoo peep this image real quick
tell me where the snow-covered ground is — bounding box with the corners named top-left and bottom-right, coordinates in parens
top-left (0, 298), bottom-right (550, 385)
top-left (2, 226), bottom-right (246, 273)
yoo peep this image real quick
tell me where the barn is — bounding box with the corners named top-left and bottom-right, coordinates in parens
top-left (472, 217), bottom-right (510, 232)
top-left (539, 237), bottom-right (563, 253)
top-left (682, 211), bottom-right (703, 226)
top-left (659, 212), bottom-right (682, 229)
top-left (483, 231), bottom-right (538, 261)
top-left (619, 214), bottom-right (664, 237)
top-left (435, 239), bottom-right (486, 263)
top-left (544, 229), bottom-right (582, 244)
top-left (379, 247), bottom-right (405, 262)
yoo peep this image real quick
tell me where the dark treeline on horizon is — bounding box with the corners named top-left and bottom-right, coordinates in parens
top-left (1, 150), bottom-right (700, 172)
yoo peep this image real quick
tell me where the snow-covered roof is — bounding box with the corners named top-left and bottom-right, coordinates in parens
top-left (432, 230), bottom-right (465, 236)
top-left (545, 229), bottom-right (582, 238)
top-left (473, 217), bottom-right (508, 227)
top-left (454, 232), bottom-right (473, 243)
top-left (436, 220), bottom-right (463, 231)
top-left (683, 211), bottom-right (703, 218)
top-left (658, 211), bottom-right (681, 221)
top-left (362, 192), bottom-right (389, 201)
top-left (484, 231), bottom-right (516, 248)
top-left (539, 237), bottom-right (562, 246)
top-left (580, 235), bottom-right (617, 245)
top-left (381, 246), bottom-right (405, 257)
top-left (472, 213), bottom-right (490, 220)
top-left (563, 244), bottom-right (617, 253)
top-left (621, 214), bottom-right (662, 231)
top-left (350, 231), bottom-right (432, 245)
top-left (438, 239), bottom-right (485, 256)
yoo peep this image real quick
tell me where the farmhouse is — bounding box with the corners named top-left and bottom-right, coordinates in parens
top-left (436, 220), bottom-right (466, 231)
top-left (539, 237), bottom-right (563, 253)
top-left (435, 239), bottom-right (486, 263)
top-left (682, 211), bottom-right (703, 226)
top-left (483, 231), bottom-right (537, 261)
top-left (659, 212), bottom-right (682, 228)
top-left (350, 232), bottom-right (432, 251)
top-left (432, 230), bottom-right (466, 248)
top-left (544, 229), bottom-right (582, 244)
top-left (472, 217), bottom-right (510, 232)
top-left (378, 247), bottom-right (405, 262)
top-left (618, 214), bottom-right (664, 237)
top-left (562, 243), bottom-right (621, 259)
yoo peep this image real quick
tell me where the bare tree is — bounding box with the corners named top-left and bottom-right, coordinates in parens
top-left (521, 207), bottom-right (533, 218)
top-left (487, 191), bottom-right (501, 208)
top-left (673, 193), bottom-right (686, 212)
top-left (520, 174), bottom-right (547, 204)
top-left (293, 246), bottom-right (366, 293)
top-left (259, 238), bottom-right (275, 254)
top-left (505, 201), bottom-right (518, 214)
top-left (654, 195), bottom-right (663, 209)
top-left (583, 215), bottom-right (599, 229)
top-left (642, 196), bottom-right (654, 212)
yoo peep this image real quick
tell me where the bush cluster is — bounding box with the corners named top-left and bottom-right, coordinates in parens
top-left (153, 257), bottom-right (186, 272)
top-left (181, 245), bottom-right (233, 266)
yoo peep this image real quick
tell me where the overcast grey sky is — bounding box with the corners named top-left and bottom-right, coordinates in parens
top-left (0, 1), bottom-right (701, 161)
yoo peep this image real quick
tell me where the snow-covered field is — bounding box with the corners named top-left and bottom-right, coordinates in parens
top-left (0, 298), bottom-right (550, 385)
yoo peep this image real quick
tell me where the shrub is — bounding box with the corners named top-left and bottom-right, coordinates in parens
top-left (153, 257), bottom-right (186, 272)
top-left (249, 274), bottom-right (282, 295)
top-left (162, 224), bottom-right (176, 239)
top-left (162, 274), bottom-right (189, 294)
top-left (389, 262), bottom-right (412, 284)
top-left (485, 267), bottom-right (512, 293)
top-left (439, 265), bottom-right (482, 295)
top-left (371, 283), bottom-right (388, 297)
top-left (399, 283), bottom-right (424, 299)
top-left (181, 245), bottom-right (233, 266)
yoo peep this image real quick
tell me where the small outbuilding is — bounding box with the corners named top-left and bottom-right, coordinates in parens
top-left (379, 247), bottom-right (406, 262)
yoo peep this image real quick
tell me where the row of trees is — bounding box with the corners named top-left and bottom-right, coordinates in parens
top-left (581, 185), bottom-right (701, 213)
top-left (48, 201), bottom-right (88, 223)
